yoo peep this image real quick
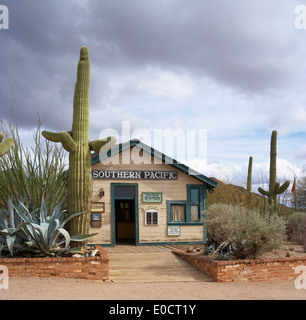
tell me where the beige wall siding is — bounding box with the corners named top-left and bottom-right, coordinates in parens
top-left (89, 148), bottom-right (205, 245)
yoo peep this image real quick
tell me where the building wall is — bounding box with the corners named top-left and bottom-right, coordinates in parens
top-left (89, 148), bottom-right (206, 245)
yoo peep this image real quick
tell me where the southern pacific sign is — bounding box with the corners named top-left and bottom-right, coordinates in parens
top-left (92, 170), bottom-right (178, 180)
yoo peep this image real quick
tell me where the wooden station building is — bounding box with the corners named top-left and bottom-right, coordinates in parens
top-left (88, 139), bottom-right (217, 246)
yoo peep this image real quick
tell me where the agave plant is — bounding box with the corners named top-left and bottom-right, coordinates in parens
top-left (0, 197), bottom-right (95, 257)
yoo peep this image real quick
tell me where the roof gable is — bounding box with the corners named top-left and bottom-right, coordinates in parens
top-left (92, 139), bottom-right (217, 189)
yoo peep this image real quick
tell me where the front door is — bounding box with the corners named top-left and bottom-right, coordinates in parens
top-left (111, 184), bottom-right (138, 246)
top-left (115, 199), bottom-right (135, 243)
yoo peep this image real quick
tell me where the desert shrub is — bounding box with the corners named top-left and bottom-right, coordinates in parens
top-left (0, 108), bottom-right (67, 213)
top-left (206, 203), bottom-right (286, 259)
top-left (287, 212), bottom-right (306, 249)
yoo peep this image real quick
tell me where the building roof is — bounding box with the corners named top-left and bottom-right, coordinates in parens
top-left (91, 139), bottom-right (217, 189)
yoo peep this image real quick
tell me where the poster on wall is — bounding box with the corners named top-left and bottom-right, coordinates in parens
top-left (167, 226), bottom-right (181, 236)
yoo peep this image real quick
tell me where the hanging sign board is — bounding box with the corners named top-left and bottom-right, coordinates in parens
top-left (90, 213), bottom-right (102, 228)
top-left (90, 202), bottom-right (104, 228)
top-left (91, 202), bottom-right (105, 212)
top-left (142, 192), bottom-right (163, 203)
top-left (167, 226), bottom-right (181, 236)
top-left (92, 170), bottom-right (178, 180)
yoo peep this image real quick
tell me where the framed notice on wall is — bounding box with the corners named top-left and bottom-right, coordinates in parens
top-left (91, 202), bottom-right (105, 212)
top-left (91, 202), bottom-right (104, 228)
top-left (142, 192), bottom-right (163, 203)
top-left (167, 226), bottom-right (181, 236)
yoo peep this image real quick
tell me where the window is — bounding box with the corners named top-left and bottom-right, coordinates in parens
top-left (167, 185), bottom-right (205, 225)
top-left (171, 205), bottom-right (185, 222)
top-left (189, 187), bottom-right (201, 221)
top-left (167, 201), bottom-right (187, 224)
top-left (145, 210), bottom-right (159, 225)
top-left (191, 206), bottom-right (199, 221)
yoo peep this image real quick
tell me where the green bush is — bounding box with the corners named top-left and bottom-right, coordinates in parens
top-left (206, 203), bottom-right (286, 259)
top-left (287, 212), bottom-right (306, 250)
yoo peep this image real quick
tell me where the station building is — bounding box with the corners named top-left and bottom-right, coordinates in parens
top-left (88, 139), bottom-right (217, 246)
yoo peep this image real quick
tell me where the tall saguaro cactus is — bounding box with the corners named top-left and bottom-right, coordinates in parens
top-left (0, 131), bottom-right (14, 157)
top-left (42, 47), bottom-right (116, 236)
top-left (258, 130), bottom-right (290, 216)
top-left (247, 156), bottom-right (253, 193)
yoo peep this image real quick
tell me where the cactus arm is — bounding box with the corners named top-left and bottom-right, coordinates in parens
top-left (273, 181), bottom-right (280, 194)
top-left (0, 137), bottom-right (14, 157)
top-left (42, 130), bottom-right (61, 142)
top-left (277, 180), bottom-right (290, 194)
top-left (0, 132), bottom-right (4, 143)
top-left (42, 130), bottom-right (76, 152)
top-left (59, 131), bottom-right (77, 153)
top-left (89, 136), bottom-right (117, 153)
top-left (258, 187), bottom-right (269, 197)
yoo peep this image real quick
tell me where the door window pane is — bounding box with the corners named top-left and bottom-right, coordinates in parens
top-left (114, 186), bottom-right (135, 198)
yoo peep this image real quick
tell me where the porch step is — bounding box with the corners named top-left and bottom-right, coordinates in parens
top-left (105, 246), bottom-right (213, 283)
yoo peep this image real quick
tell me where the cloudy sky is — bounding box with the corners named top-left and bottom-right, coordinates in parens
top-left (0, 0), bottom-right (306, 190)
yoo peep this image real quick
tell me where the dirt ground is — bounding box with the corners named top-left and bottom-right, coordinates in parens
top-left (0, 277), bottom-right (305, 300)
top-left (1, 243), bottom-right (305, 301)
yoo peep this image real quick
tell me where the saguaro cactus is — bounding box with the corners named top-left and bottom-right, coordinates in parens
top-left (247, 156), bottom-right (253, 193)
top-left (258, 130), bottom-right (290, 216)
top-left (42, 47), bottom-right (116, 236)
top-left (0, 131), bottom-right (14, 157)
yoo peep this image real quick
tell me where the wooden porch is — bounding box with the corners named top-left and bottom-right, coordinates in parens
top-left (104, 245), bottom-right (213, 283)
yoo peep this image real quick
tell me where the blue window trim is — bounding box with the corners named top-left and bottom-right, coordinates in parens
top-left (167, 184), bottom-right (206, 225)
top-left (167, 201), bottom-right (186, 224)
top-left (186, 184), bottom-right (206, 222)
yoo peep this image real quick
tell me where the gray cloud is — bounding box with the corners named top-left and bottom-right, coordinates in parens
top-left (0, 0), bottom-right (305, 178)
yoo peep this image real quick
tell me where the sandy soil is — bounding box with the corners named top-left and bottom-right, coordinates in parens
top-left (1, 243), bottom-right (305, 301)
top-left (0, 277), bottom-right (305, 300)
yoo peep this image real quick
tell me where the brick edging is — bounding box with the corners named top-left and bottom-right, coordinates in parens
top-left (172, 250), bottom-right (306, 282)
top-left (0, 245), bottom-right (110, 281)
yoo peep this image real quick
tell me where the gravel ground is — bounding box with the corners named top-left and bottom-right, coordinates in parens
top-left (0, 277), bottom-right (305, 300)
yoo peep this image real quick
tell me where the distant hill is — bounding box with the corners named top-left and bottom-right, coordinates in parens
top-left (207, 177), bottom-right (263, 209)
top-left (206, 177), bottom-right (292, 216)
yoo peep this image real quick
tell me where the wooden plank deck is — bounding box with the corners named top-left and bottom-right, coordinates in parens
top-left (104, 245), bottom-right (213, 283)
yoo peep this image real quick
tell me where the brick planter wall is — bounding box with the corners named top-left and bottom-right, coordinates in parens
top-left (0, 245), bottom-right (109, 281)
top-left (172, 250), bottom-right (306, 282)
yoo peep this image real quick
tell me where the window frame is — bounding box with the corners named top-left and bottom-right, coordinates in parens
top-left (145, 209), bottom-right (159, 226)
top-left (187, 184), bottom-right (205, 222)
top-left (167, 185), bottom-right (205, 225)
